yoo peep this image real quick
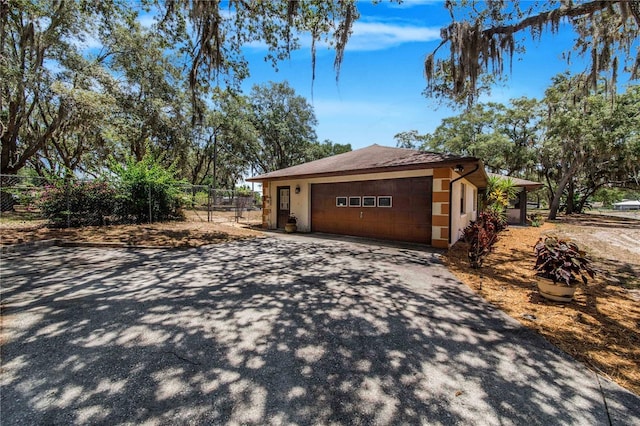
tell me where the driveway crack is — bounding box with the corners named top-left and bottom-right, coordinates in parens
top-left (165, 351), bottom-right (201, 366)
top-left (595, 371), bottom-right (613, 426)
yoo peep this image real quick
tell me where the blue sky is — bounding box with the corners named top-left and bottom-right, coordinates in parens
top-left (235, 1), bottom-right (595, 150)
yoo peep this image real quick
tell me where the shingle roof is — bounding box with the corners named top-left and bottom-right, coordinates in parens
top-left (248, 144), bottom-right (477, 181)
top-left (487, 173), bottom-right (543, 189)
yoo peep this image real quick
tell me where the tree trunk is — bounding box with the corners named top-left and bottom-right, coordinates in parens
top-left (576, 183), bottom-right (604, 213)
top-left (576, 195), bottom-right (588, 214)
top-left (548, 167), bottom-right (577, 220)
top-left (544, 172), bottom-right (556, 207)
top-left (566, 179), bottom-right (575, 215)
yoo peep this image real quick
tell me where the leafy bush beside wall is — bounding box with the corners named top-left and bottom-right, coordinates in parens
top-left (463, 211), bottom-right (508, 268)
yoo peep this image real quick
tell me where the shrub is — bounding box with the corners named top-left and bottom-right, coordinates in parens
top-left (39, 180), bottom-right (117, 227)
top-left (485, 175), bottom-right (517, 213)
top-left (111, 156), bottom-right (186, 223)
top-left (529, 213), bottom-right (544, 227)
top-left (481, 210), bottom-right (508, 233)
top-left (463, 211), bottom-right (507, 268)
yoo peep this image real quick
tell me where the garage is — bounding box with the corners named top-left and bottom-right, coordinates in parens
top-left (311, 176), bottom-right (432, 244)
top-left (248, 144), bottom-right (487, 248)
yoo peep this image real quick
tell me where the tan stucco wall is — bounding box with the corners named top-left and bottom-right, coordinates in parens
top-left (260, 167), bottom-right (478, 247)
top-left (431, 168), bottom-right (451, 248)
top-left (450, 173), bottom-right (479, 245)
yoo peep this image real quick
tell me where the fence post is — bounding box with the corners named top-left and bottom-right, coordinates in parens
top-left (148, 184), bottom-right (152, 224)
top-left (207, 185), bottom-right (212, 222)
top-left (66, 180), bottom-right (71, 229)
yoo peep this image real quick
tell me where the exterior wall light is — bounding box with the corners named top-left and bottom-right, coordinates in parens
top-left (295, 185), bottom-right (301, 194)
top-left (454, 164), bottom-right (465, 173)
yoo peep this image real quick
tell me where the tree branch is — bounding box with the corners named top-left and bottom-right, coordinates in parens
top-left (479, 1), bottom-right (614, 39)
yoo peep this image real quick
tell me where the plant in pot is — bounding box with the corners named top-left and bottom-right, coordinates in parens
top-left (533, 236), bottom-right (595, 302)
top-left (284, 213), bottom-right (297, 233)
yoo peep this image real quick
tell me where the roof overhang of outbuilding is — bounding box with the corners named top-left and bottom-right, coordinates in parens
top-left (247, 145), bottom-right (488, 189)
top-left (483, 173), bottom-right (544, 191)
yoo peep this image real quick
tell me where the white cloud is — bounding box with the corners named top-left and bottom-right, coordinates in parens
top-left (244, 20), bottom-right (440, 53)
top-left (385, 0), bottom-right (442, 9)
top-left (346, 21), bottom-right (440, 51)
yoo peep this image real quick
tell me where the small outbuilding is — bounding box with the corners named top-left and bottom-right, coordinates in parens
top-left (247, 144), bottom-right (488, 248)
top-left (485, 173), bottom-right (544, 225)
top-left (613, 200), bottom-right (640, 211)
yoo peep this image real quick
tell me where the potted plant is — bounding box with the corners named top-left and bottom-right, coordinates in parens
top-left (284, 213), bottom-right (297, 233)
top-left (533, 236), bottom-right (595, 302)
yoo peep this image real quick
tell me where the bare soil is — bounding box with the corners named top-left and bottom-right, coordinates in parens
top-left (0, 209), bottom-right (263, 247)
top-left (445, 215), bottom-right (640, 396)
top-left (551, 214), bottom-right (640, 288)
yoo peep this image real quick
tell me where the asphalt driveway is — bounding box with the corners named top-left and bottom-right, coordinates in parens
top-left (1, 235), bottom-right (639, 425)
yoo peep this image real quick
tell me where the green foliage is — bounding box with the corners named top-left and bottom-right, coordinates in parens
top-left (420, 100), bottom-right (540, 176)
top-left (5, 185), bottom-right (40, 212)
top-left (39, 180), bottom-right (117, 227)
top-left (593, 188), bottom-right (640, 208)
top-left (186, 191), bottom-right (210, 208)
top-left (1, 0), bottom-right (137, 175)
top-left (418, 73), bottom-right (638, 221)
top-left (528, 213), bottom-right (544, 228)
top-left (188, 89), bottom-right (257, 186)
top-left (306, 140), bottom-right (352, 161)
top-left (3, 170), bottom-right (45, 211)
top-left (247, 81), bottom-right (319, 173)
top-left (485, 175), bottom-right (518, 215)
top-left (542, 74), bottom-right (640, 219)
top-left (235, 185), bottom-right (253, 197)
top-left (101, 20), bottom-right (190, 166)
top-left (160, 1), bottom-right (362, 104)
top-left (3, 0), bottom-right (363, 179)
top-left (394, 131), bottom-right (426, 149)
top-left (111, 156), bottom-right (187, 223)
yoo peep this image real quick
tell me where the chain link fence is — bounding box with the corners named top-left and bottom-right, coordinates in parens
top-left (0, 174), bottom-right (260, 228)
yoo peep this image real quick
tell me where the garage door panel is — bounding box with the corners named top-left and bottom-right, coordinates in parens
top-left (311, 177), bottom-right (432, 244)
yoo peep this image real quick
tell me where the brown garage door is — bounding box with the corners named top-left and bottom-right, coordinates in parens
top-left (311, 176), bottom-right (432, 244)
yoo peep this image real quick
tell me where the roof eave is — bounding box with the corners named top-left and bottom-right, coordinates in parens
top-left (247, 158), bottom-right (482, 183)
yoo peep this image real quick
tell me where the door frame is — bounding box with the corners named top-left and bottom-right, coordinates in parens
top-left (276, 186), bottom-right (291, 229)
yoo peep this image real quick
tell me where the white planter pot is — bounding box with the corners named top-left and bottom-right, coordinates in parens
top-left (536, 277), bottom-right (576, 302)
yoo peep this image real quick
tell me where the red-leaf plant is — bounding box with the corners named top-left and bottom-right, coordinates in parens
top-left (534, 237), bottom-right (595, 287)
top-left (463, 212), bottom-right (504, 268)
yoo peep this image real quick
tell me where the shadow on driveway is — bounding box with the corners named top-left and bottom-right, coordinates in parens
top-left (1, 237), bottom-right (639, 424)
